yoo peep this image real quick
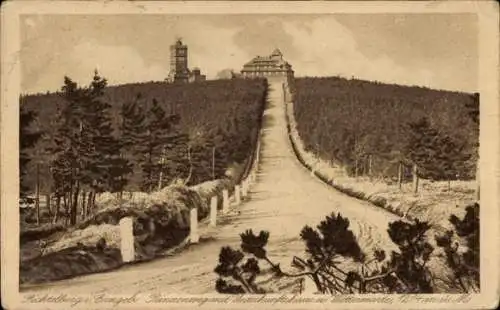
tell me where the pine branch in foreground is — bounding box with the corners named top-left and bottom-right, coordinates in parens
top-left (214, 211), bottom-right (440, 294)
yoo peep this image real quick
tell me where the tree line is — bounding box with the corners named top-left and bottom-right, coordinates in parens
top-left (20, 72), bottom-right (268, 226)
top-left (293, 77), bottom-right (479, 191)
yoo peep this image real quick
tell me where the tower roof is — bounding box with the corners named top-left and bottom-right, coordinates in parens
top-left (271, 48), bottom-right (283, 57)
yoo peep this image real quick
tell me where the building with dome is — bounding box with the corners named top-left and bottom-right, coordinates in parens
top-left (240, 49), bottom-right (294, 83)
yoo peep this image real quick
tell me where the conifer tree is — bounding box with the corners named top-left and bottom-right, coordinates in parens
top-left (207, 127), bottom-right (235, 179)
top-left (48, 71), bottom-right (126, 224)
top-left (120, 93), bottom-right (149, 191)
top-left (49, 76), bottom-right (87, 225)
top-left (81, 71), bottom-right (131, 199)
top-left (405, 117), bottom-right (471, 186)
top-left (465, 93), bottom-right (479, 200)
top-left (141, 98), bottom-right (184, 192)
top-left (20, 103), bottom-right (42, 198)
top-left (404, 117), bottom-right (442, 180)
top-left (435, 134), bottom-right (470, 189)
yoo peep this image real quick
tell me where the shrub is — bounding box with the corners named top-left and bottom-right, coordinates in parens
top-left (435, 202), bottom-right (479, 292)
top-left (214, 211), bottom-right (436, 294)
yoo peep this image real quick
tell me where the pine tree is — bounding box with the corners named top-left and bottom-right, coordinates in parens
top-left (49, 76), bottom-right (87, 225)
top-left (208, 127), bottom-right (234, 179)
top-left (81, 71), bottom-right (131, 198)
top-left (435, 134), bottom-right (470, 189)
top-left (120, 93), bottom-right (149, 191)
top-left (48, 71), bottom-right (126, 224)
top-left (465, 93), bottom-right (479, 200)
top-left (20, 103), bottom-right (42, 198)
top-left (141, 98), bottom-right (184, 192)
top-left (404, 117), bottom-right (442, 180)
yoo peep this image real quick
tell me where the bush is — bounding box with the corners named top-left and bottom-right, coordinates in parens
top-left (214, 211), bottom-right (437, 294)
top-left (435, 202), bottom-right (479, 292)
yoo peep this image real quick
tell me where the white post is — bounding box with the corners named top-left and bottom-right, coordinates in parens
top-left (210, 196), bottom-right (217, 227)
top-left (256, 143), bottom-right (260, 165)
top-left (222, 189), bottom-right (229, 213)
top-left (234, 185), bottom-right (241, 206)
top-left (119, 217), bottom-right (135, 263)
top-left (190, 208), bottom-right (199, 243)
top-left (241, 180), bottom-right (248, 198)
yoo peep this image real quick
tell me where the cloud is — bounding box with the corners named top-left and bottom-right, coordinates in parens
top-left (70, 42), bottom-right (166, 86)
top-left (22, 19), bottom-right (252, 93)
top-left (281, 17), bottom-right (436, 88)
top-left (24, 41), bottom-right (167, 93)
top-left (21, 14), bottom-right (472, 93)
top-left (173, 20), bottom-right (252, 79)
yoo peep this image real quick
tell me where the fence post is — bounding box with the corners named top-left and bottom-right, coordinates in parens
top-left (242, 180), bottom-right (248, 198)
top-left (368, 155), bottom-right (373, 180)
top-left (119, 217), bottom-right (135, 263)
top-left (190, 208), bottom-right (199, 243)
top-left (210, 196), bottom-right (217, 227)
top-left (256, 142), bottom-right (261, 164)
top-left (234, 185), bottom-right (241, 206)
top-left (222, 189), bottom-right (229, 213)
top-left (398, 162), bottom-right (403, 190)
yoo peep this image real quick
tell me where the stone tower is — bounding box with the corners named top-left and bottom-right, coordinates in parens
top-left (168, 38), bottom-right (190, 83)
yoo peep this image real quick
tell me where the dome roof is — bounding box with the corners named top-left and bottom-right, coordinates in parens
top-left (271, 48), bottom-right (283, 57)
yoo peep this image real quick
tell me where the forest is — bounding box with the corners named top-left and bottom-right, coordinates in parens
top-left (20, 72), bottom-right (268, 226)
top-left (292, 77), bottom-right (479, 183)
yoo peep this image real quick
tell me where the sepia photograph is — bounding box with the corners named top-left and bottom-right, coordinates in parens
top-left (2, 1), bottom-right (499, 309)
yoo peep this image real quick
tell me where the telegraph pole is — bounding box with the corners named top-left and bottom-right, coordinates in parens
top-left (212, 146), bottom-right (215, 180)
top-left (35, 162), bottom-right (40, 225)
top-left (158, 148), bottom-right (166, 191)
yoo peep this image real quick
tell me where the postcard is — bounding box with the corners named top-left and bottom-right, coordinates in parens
top-left (1, 1), bottom-right (499, 309)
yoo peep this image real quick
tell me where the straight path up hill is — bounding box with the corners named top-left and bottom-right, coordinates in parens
top-left (21, 81), bottom-right (400, 295)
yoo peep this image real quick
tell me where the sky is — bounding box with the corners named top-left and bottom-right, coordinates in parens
top-left (20, 14), bottom-right (478, 94)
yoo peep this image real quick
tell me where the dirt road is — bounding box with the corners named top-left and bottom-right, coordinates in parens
top-left (21, 81), bottom-right (401, 295)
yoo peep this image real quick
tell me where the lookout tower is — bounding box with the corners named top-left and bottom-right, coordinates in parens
top-left (168, 38), bottom-right (190, 83)
top-left (166, 38), bottom-right (206, 84)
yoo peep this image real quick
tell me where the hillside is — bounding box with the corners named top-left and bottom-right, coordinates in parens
top-left (292, 76), bottom-right (479, 181)
top-left (22, 78), bottom-right (267, 190)
top-left (20, 77), bottom-right (268, 228)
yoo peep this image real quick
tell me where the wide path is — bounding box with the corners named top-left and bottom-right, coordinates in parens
top-left (21, 81), bottom-right (401, 295)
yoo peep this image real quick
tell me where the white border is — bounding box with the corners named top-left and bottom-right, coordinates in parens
top-left (2, 1), bottom-right (499, 309)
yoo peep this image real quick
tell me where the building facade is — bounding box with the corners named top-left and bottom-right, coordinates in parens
top-left (241, 49), bottom-right (294, 84)
top-left (167, 39), bottom-right (206, 84)
top-left (189, 67), bottom-right (206, 83)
